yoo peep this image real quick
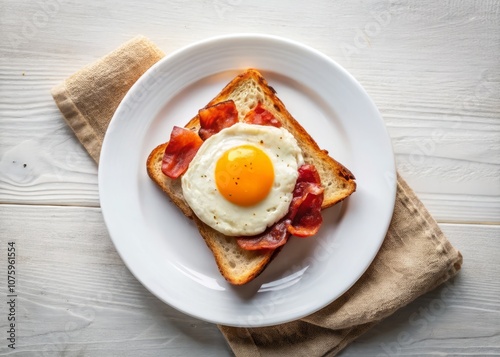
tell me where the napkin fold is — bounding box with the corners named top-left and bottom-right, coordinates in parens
top-left (51, 35), bottom-right (463, 356)
top-left (51, 36), bottom-right (165, 163)
top-left (219, 175), bottom-right (462, 356)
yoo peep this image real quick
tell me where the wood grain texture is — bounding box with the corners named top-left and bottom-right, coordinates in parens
top-left (1, 0), bottom-right (499, 355)
top-left (0, 205), bottom-right (232, 357)
top-left (0, 205), bottom-right (498, 356)
top-left (0, 41), bottom-right (500, 223)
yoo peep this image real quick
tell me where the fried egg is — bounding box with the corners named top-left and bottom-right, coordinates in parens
top-left (181, 122), bottom-right (304, 236)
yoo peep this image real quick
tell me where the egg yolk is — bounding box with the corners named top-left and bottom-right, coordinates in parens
top-left (215, 145), bottom-right (274, 206)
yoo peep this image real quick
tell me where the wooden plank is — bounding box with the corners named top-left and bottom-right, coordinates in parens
top-left (0, 0), bottom-right (500, 223)
top-left (0, 204), bottom-right (499, 355)
top-left (0, 58), bottom-right (498, 220)
top-left (1, 1), bottom-right (499, 220)
top-left (0, 204), bottom-right (232, 356)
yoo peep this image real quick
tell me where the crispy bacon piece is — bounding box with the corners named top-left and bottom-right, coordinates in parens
top-left (161, 126), bottom-right (203, 179)
top-left (236, 164), bottom-right (324, 250)
top-left (243, 102), bottom-right (281, 127)
top-left (236, 219), bottom-right (292, 251)
top-left (287, 182), bottom-right (324, 237)
top-left (287, 164), bottom-right (324, 237)
top-left (296, 163), bottom-right (322, 185)
top-left (198, 100), bottom-right (238, 140)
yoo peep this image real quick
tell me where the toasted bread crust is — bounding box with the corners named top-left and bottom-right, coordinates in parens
top-left (147, 69), bottom-right (356, 285)
top-left (147, 143), bottom-right (277, 285)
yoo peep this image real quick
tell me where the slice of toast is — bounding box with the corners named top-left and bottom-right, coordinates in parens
top-left (147, 69), bottom-right (356, 285)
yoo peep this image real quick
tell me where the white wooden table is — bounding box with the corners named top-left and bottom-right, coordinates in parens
top-left (1, 1), bottom-right (499, 355)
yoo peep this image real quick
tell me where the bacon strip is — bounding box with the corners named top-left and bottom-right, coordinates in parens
top-left (287, 182), bottom-right (324, 237)
top-left (243, 102), bottom-right (281, 128)
top-left (236, 164), bottom-right (324, 250)
top-left (161, 126), bottom-right (203, 179)
top-left (198, 100), bottom-right (238, 140)
top-left (287, 164), bottom-right (324, 236)
top-left (236, 219), bottom-right (292, 251)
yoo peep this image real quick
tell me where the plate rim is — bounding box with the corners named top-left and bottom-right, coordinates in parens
top-left (99, 33), bottom-right (397, 327)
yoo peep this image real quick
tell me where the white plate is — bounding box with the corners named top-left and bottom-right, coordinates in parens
top-left (99, 34), bottom-right (396, 327)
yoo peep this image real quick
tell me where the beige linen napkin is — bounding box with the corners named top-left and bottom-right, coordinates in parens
top-left (51, 36), bottom-right (165, 163)
top-left (51, 36), bottom-right (463, 356)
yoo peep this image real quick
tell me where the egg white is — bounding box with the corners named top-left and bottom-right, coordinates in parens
top-left (181, 122), bottom-right (304, 236)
